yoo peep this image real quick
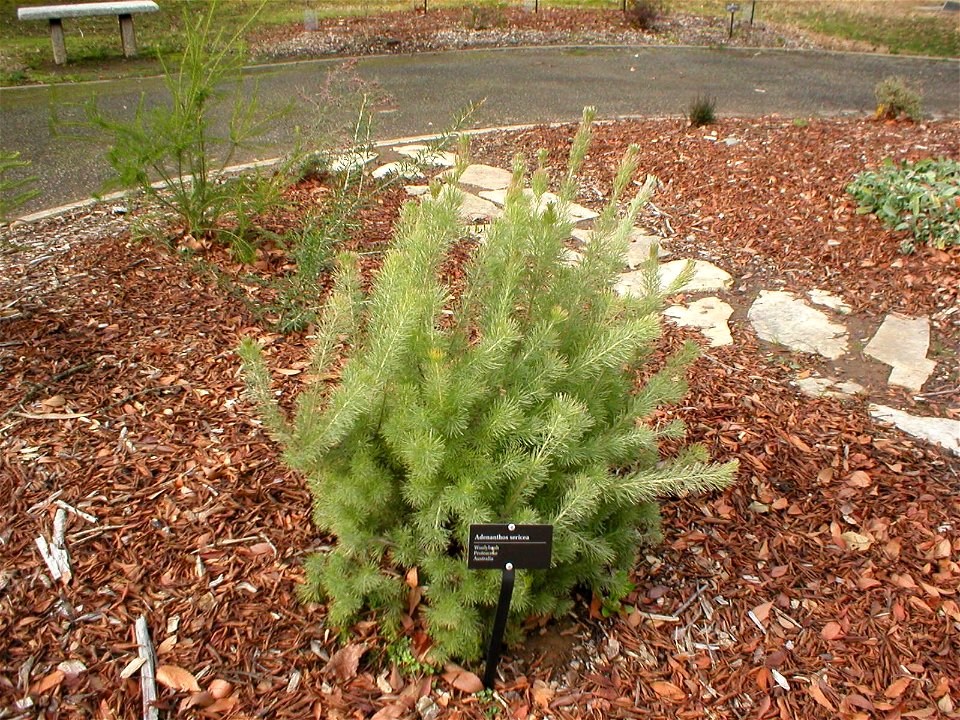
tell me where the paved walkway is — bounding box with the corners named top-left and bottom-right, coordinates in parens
top-left (1, 46), bottom-right (958, 214)
top-left (380, 146), bottom-right (957, 455)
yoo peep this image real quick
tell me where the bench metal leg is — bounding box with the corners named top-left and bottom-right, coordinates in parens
top-left (49, 18), bottom-right (67, 65)
top-left (119, 13), bottom-right (137, 58)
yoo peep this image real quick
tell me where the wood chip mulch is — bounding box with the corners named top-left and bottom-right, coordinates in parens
top-left (1, 117), bottom-right (958, 720)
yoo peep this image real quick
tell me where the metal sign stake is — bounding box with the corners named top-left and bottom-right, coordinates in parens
top-left (482, 563), bottom-right (515, 689)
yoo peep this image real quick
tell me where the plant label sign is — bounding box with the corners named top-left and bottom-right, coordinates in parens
top-left (467, 524), bottom-right (553, 571)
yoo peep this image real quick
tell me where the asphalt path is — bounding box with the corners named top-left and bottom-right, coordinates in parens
top-left (1, 46), bottom-right (958, 215)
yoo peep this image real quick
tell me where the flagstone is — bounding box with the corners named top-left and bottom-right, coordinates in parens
top-left (393, 144), bottom-right (458, 168)
top-left (616, 259), bottom-right (733, 298)
top-left (747, 290), bottom-right (848, 359)
top-left (329, 151), bottom-right (378, 173)
top-left (663, 297), bottom-right (734, 346)
top-left (807, 289), bottom-right (853, 315)
top-left (864, 313), bottom-right (936, 392)
top-left (456, 163), bottom-right (513, 190)
top-left (478, 189), bottom-right (599, 223)
top-left (404, 185), bottom-right (431, 196)
top-left (795, 376), bottom-right (865, 399)
top-left (571, 227), bottom-right (668, 266)
top-left (372, 161), bottom-right (424, 180)
top-left (457, 191), bottom-right (502, 224)
top-left (869, 404), bottom-right (960, 456)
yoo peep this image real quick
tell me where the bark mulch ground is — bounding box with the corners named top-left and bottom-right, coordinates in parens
top-left (1, 117), bottom-right (958, 720)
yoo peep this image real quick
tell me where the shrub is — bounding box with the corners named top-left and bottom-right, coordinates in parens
top-left (467, 3), bottom-right (507, 30)
top-left (0, 151), bottom-right (39, 224)
top-left (687, 95), bottom-right (717, 127)
top-left (874, 76), bottom-right (923, 121)
top-left (240, 108), bottom-right (736, 662)
top-left (626, 0), bottom-right (666, 30)
top-left (847, 157), bottom-right (959, 252)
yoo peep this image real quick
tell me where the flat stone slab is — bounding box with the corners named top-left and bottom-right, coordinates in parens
top-left (747, 290), bottom-right (849, 359)
top-left (571, 227), bottom-right (669, 267)
top-left (808, 289), bottom-right (852, 315)
top-left (329, 151), bottom-right (377, 173)
top-left (663, 297), bottom-right (734, 346)
top-left (616, 259), bottom-right (733, 298)
top-left (393, 144), bottom-right (457, 168)
top-left (478, 189), bottom-right (599, 223)
top-left (869, 404), bottom-right (960, 456)
top-left (456, 164), bottom-right (513, 190)
top-left (795, 376), bottom-right (865, 399)
top-left (404, 185), bottom-right (431, 197)
top-left (864, 313), bottom-right (936, 392)
top-left (372, 161), bottom-right (424, 180)
top-left (457, 191), bottom-right (502, 224)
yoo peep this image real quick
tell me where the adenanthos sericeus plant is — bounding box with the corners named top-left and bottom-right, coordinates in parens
top-left (240, 107), bottom-right (737, 662)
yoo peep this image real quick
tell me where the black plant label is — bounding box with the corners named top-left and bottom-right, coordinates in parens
top-left (467, 524), bottom-right (553, 570)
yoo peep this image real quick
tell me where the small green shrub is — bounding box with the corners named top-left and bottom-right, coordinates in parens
top-left (467, 3), bottom-right (507, 30)
top-left (847, 157), bottom-right (959, 252)
top-left (687, 95), bottom-right (716, 127)
top-left (626, 0), bottom-right (666, 30)
top-left (240, 108), bottom-right (736, 662)
top-left (874, 76), bottom-right (923, 121)
top-left (0, 151), bottom-right (39, 224)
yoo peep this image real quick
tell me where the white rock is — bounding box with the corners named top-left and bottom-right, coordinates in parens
top-left (404, 185), bottom-right (431, 196)
top-left (372, 161), bottom-right (424, 180)
top-left (869, 404), bottom-right (960, 456)
top-left (571, 227), bottom-right (668, 266)
top-left (864, 313), bottom-right (937, 392)
top-left (795, 376), bottom-right (865, 399)
top-left (747, 290), bottom-right (849, 359)
top-left (807, 289), bottom-right (852, 315)
top-left (457, 191), bottom-right (502, 224)
top-left (663, 297), bottom-right (734, 346)
top-left (658, 259), bottom-right (733, 293)
top-left (478, 189), bottom-right (598, 223)
top-left (456, 163), bottom-right (513, 190)
top-left (393, 144), bottom-right (457, 168)
top-left (329, 151), bottom-right (377, 173)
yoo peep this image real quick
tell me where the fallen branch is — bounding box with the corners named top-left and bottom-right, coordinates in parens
top-left (0, 361), bottom-right (93, 421)
top-left (134, 615), bottom-right (159, 720)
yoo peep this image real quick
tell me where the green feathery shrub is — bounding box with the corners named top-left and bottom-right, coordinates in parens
top-left (240, 108), bottom-right (736, 662)
top-left (0, 151), bottom-right (39, 224)
top-left (847, 157), bottom-right (960, 252)
top-left (687, 95), bottom-right (717, 127)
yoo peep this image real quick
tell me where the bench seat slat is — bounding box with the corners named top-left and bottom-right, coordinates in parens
top-left (18, 1), bottom-right (159, 21)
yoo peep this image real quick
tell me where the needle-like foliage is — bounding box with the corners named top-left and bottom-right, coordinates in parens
top-left (240, 108), bottom-right (737, 662)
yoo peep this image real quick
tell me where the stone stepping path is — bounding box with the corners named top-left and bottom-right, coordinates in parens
top-left (371, 148), bottom-right (957, 457)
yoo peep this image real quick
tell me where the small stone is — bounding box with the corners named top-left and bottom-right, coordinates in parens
top-left (404, 185), bottom-right (430, 197)
top-left (455, 190), bottom-right (502, 224)
top-left (864, 313), bottom-right (936, 392)
top-left (747, 290), bottom-right (849, 359)
top-left (722, 137), bottom-right (741, 146)
top-left (869, 404), bottom-right (960, 456)
top-left (478, 189), bottom-right (599, 223)
top-left (807, 289), bottom-right (852, 315)
top-left (663, 297), bottom-right (734, 346)
top-left (111, 205), bottom-right (128, 215)
top-left (416, 696), bottom-right (442, 720)
top-left (456, 163), bottom-right (513, 190)
top-left (658, 259), bottom-right (734, 293)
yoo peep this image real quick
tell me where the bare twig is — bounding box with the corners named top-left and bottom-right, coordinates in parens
top-left (0, 361), bottom-right (94, 421)
top-left (134, 616), bottom-right (159, 720)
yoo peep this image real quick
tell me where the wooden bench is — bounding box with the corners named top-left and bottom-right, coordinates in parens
top-left (17, 1), bottom-right (160, 65)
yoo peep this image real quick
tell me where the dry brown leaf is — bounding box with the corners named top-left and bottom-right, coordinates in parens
top-left (208, 679), bottom-right (232, 699)
top-left (902, 708), bottom-right (937, 718)
top-left (846, 470), bottom-right (871, 488)
top-left (751, 601), bottom-right (773, 624)
top-left (841, 532), bottom-right (873, 552)
top-left (532, 679), bottom-right (555, 708)
top-left (821, 621), bottom-right (844, 640)
top-left (884, 677), bottom-right (912, 699)
top-left (204, 694), bottom-right (239, 714)
top-left (650, 681), bottom-right (685, 702)
top-left (156, 665), bottom-right (201, 692)
top-left (370, 703), bottom-right (408, 720)
top-left (31, 669), bottom-right (65, 695)
top-left (442, 664), bottom-right (483, 694)
top-left (405, 567), bottom-right (419, 589)
top-left (323, 643), bottom-right (368, 682)
top-left (809, 682), bottom-right (836, 711)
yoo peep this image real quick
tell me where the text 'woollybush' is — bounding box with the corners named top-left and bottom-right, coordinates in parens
top-left (240, 109), bottom-right (737, 662)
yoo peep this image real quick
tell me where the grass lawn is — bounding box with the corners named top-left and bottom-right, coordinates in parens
top-left (0, 0), bottom-right (956, 85)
